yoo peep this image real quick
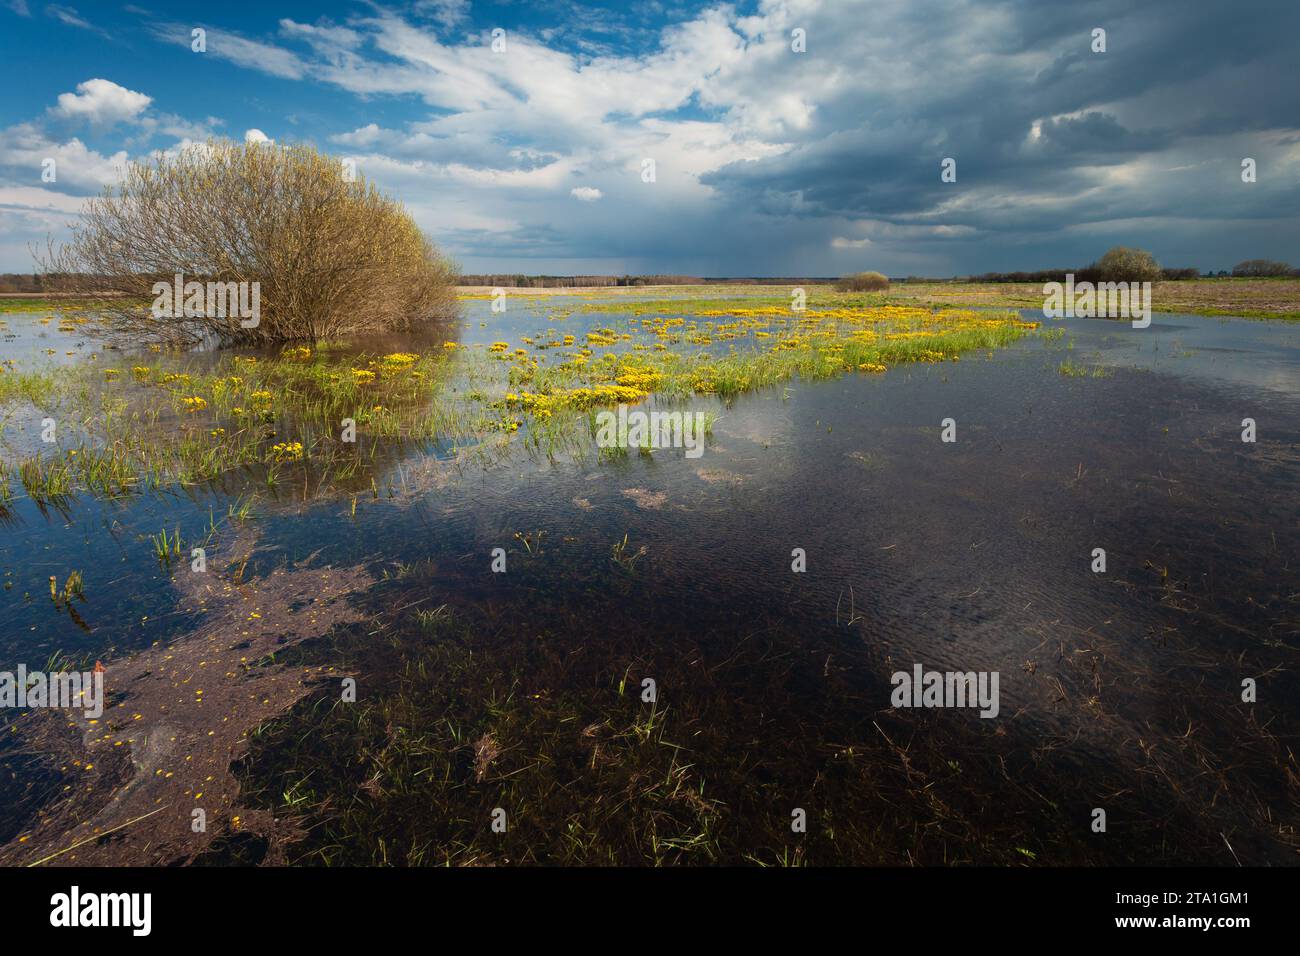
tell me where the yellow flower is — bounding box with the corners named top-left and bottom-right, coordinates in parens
top-left (268, 441), bottom-right (304, 462)
top-left (182, 396), bottom-right (208, 411)
top-left (213, 375), bottom-right (244, 398)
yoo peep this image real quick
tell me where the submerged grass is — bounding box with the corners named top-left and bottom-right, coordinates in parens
top-left (1058, 360), bottom-right (1114, 378)
top-left (225, 574), bottom-right (1296, 866)
top-left (0, 367), bottom-right (59, 406)
top-left (1, 345), bottom-right (485, 503)
top-left (18, 455), bottom-right (74, 503)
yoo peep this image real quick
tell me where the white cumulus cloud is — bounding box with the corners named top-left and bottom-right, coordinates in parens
top-left (53, 79), bottom-right (152, 125)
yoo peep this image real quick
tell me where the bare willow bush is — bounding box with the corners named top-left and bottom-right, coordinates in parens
top-left (834, 271), bottom-right (890, 292)
top-left (1087, 246), bottom-right (1161, 283)
top-left (42, 140), bottom-right (457, 346)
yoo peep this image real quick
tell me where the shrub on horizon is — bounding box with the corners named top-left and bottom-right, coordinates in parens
top-left (834, 270), bottom-right (891, 292)
top-left (1084, 246), bottom-right (1162, 283)
top-left (40, 139), bottom-right (458, 346)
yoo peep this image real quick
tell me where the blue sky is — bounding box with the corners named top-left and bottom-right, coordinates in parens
top-left (1, 0), bottom-right (1297, 276)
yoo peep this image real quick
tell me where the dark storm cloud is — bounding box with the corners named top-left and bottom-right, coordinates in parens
top-left (699, 0), bottom-right (1300, 271)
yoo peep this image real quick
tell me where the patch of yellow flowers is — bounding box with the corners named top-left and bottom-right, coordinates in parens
top-left (268, 441), bottom-right (304, 462)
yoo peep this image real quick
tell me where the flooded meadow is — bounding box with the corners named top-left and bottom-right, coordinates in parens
top-left (1, 290), bottom-right (1297, 865)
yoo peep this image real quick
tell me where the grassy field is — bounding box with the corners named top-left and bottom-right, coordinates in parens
top-left (457, 278), bottom-right (1300, 319)
top-left (0, 295), bottom-right (129, 314)
top-left (882, 278), bottom-right (1300, 319)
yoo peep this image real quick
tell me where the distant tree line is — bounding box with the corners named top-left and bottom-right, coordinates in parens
top-left (1230, 259), bottom-right (1297, 277)
top-left (458, 274), bottom-right (705, 287)
top-left (706, 277), bottom-right (840, 285)
top-left (967, 267), bottom-right (1204, 282)
top-left (5, 271), bottom-right (842, 292)
top-left (458, 274), bottom-right (842, 287)
top-left (10, 254), bottom-right (1296, 296)
top-left (0, 272), bottom-right (92, 293)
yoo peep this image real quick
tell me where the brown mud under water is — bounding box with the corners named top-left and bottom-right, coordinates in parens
top-left (0, 533), bottom-right (374, 866)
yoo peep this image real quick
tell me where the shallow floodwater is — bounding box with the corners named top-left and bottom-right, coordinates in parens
top-left (2, 300), bottom-right (1298, 863)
